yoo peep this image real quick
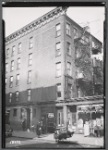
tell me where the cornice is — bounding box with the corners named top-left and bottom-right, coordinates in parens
top-left (5, 7), bottom-right (68, 45)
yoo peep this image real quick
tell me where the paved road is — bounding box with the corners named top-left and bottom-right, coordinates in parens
top-left (6, 137), bottom-right (102, 148)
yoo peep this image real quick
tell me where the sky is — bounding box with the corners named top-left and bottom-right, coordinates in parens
top-left (2, 6), bottom-right (105, 43)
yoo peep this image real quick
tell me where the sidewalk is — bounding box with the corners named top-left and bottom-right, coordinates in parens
top-left (12, 130), bottom-right (104, 147)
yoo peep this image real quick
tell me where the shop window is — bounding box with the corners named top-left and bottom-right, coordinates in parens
top-left (13, 109), bottom-right (17, 117)
top-left (56, 62), bottom-right (61, 77)
top-left (9, 93), bottom-right (12, 103)
top-left (12, 45), bottom-right (15, 56)
top-left (16, 91), bottom-right (19, 101)
top-left (67, 42), bottom-right (71, 55)
top-left (29, 37), bottom-right (33, 49)
top-left (56, 23), bottom-right (61, 37)
top-left (9, 76), bottom-right (13, 88)
top-left (57, 83), bottom-right (61, 98)
top-left (16, 74), bottom-right (20, 86)
top-left (27, 70), bottom-right (32, 84)
top-left (67, 62), bottom-right (71, 76)
top-left (10, 60), bottom-right (14, 71)
top-left (18, 42), bottom-right (22, 53)
top-left (27, 89), bottom-right (31, 101)
top-left (66, 23), bottom-right (71, 36)
top-left (17, 58), bottom-right (21, 70)
top-left (28, 53), bottom-right (32, 66)
top-left (56, 42), bottom-right (61, 56)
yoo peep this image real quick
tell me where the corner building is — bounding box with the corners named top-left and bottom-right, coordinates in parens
top-left (5, 7), bottom-right (104, 133)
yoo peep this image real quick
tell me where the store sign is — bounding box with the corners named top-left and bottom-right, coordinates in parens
top-left (48, 113), bottom-right (54, 118)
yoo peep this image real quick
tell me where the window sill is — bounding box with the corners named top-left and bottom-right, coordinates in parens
top-left (55, 35), bottom-right (61, 38)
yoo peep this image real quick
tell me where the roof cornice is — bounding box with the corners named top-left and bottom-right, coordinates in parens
top-left (5, 7), bottom-right (68, 45)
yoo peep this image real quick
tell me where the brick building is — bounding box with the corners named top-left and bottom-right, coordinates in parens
top-left (5, 7), bottom-right (104, 133)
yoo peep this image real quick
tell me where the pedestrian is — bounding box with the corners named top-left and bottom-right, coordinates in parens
top-left (22, 119), bottom-right (26, 131)
top-left (36, 122), bottom-right (42, 138)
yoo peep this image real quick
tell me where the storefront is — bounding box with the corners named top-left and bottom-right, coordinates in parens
top-left (77, 104), bottom-right (104, 135)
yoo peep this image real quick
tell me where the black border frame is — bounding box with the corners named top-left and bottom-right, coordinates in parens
top-left (1, 1), bottom-right (107, 150)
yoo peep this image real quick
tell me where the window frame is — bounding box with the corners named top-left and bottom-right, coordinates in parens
top-left (28, 53), bottom-right (32, 66)
top-left (56, 42), bottom-right (61, 56)
top-left (29, 37), bottom-right (33, 49)
top-left (10, 60), bottom-right (14, 71)
top-left (66, 23), bottom-right (71, 36)
top-left (16, 91), bottom-right (19, 101)
top-left (17, 58), bottom-right (21, 70)
top-left (27, 70), bottom-right (32, 84)
top-left (57, 83), bottom-right (61, 98)
top-left (56, 23), bottom-right (61, 37)
top-left (67, 42), bottom-right (71, 56)
top-left (18, 42), bottom-right (22, 54)
top-left (9, 93), bottom-right (12, 103)
top-left (9, 76), bottom-right (13, 88)
top-left (16, 74), bottom-right (20, 86)
top-left (67, 62), bottom-right (71, 76)
top-left (12, 45), bottom-right (15, 56)
top-left (27, 89), bottom-right (31, 101)
top-left (5, 63), bottom-right (8, 73)
top-left (56, 62), bottom-right (61, 77)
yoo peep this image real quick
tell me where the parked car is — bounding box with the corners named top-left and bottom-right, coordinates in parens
top-left (5, 124), bottom-right (13, 137)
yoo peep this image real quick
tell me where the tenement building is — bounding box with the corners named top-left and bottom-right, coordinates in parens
top-left (5, 7), bottom-right (104, 133)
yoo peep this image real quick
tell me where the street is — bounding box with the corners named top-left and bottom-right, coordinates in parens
top-left (5, 135), bottom-right (103, 148)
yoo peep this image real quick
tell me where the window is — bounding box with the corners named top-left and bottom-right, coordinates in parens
top-left (56, 62), bottom-right (61, 77)
top-left (68, 84), bottom-right (72, 98)
top-left (16, 91), bottom-right (19, 101)
top-left (17, 58), bottom-right (21, 69)
top-left (57, 83), bottom-right (61, 98)
top-left (5, 63), bottom-right (8, 73)
top-left (58, 110), bottom-right (63, 126)
top-left (5, 78), bottom-right (7, 87)
top-left (27, 70), bottom-right (32, 83)
top-left (18, 42), bottom-right (22, 53)
top-left (13, 109), bottom-right (17, 117)
top-left (6, 48), bottom-right (9, 58)
top-left (16, 74), bottom-right (20, 86)
top-left (12, 46), bottom-right (15, 56)
top-left (56, 42), bottom-right (61, 56)
top-left (11, 60), bottom-right (14, 71)
top-left (9, 93), bottom-right (12, 103)
top-left (85, 36), bottom-right (89, 43)
top-left (67, 62), bottom-right (71, 76)
top-left (27, 89), bottom-right (31, 101)
top-left (29, 37), bottom-right (33, 49)
top-left (56, 23), bottom-right (61, 37)
top-left (67, 42), bottom-right (71, 55)
top-left (73, 28), bottom-right (78, 39)
top-left (66, 23), bottom-right (71, 36)
top-left (33, 109), bottom-right (36, 118)
top-left (28, 53), bottom-right (32, 66)
top-left (9, 76), bottom-right (13, 87)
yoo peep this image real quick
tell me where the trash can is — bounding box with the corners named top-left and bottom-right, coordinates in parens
top-left (84, 121), bottom-right (90, 137)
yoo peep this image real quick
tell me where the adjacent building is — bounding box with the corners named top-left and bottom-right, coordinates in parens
top-left (5, 7), bottom-right (104, 133)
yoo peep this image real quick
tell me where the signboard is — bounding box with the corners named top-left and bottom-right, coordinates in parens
top-left (48, 113), bottom-right (54, 118)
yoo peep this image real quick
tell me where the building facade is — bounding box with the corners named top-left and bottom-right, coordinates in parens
top-left (5, 7), bottom-right (104, 133)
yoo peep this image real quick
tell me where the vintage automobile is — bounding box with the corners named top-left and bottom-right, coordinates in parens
top-left (5, 124), bottom-right (13, 137)
top-left (54, 126), bottom-right (74, 142)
